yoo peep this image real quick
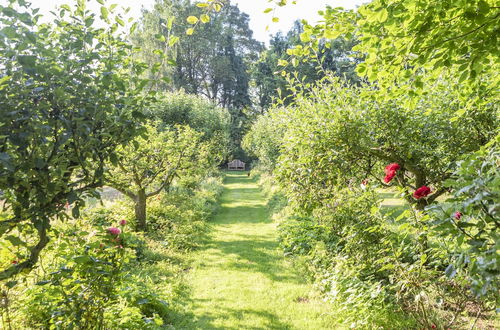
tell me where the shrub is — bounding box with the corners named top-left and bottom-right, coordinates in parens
top-left (23, 219), bottom-right (166, 329)
top-left (429, 137), bottom-right (499, 298)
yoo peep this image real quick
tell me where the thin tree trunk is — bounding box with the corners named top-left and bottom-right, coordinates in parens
top-left (135, 190), bottom-right (147, 231)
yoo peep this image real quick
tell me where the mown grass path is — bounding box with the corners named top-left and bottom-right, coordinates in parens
top-left (172, 172), bottom-right (340, 329)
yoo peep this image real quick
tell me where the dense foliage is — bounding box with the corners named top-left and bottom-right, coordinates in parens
top-left (0, 0), bottom-right (147, 280)
top-left (1, 0), bottom-right (499, 328)
top-left (148, 91), bottom-right (231, 164)
top-left (251, 21), bottom-right (361, 110)
top-left (245, 47), bottom-right (498, 330)
top-left (0, 0), bottom-right (227, 327)
top-left (246, 78), bottom-right (498, 326)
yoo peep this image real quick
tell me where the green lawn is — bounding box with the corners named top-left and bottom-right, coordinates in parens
top-left (171, 172), bottom-right (342, 329)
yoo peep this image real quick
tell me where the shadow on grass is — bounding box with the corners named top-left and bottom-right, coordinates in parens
top-left (174, 300), bottom-right (294, 330)
top-left (203, 238), bottom-right (302, 283)
top-left (169, 172), bottom-right (302, 328)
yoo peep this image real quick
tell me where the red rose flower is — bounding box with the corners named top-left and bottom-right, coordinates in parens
top-left (413, 186), bottom-right (431, 199)
top-left (361, 179), bottom-right (369, 186)
top-left (119, 219), bottom-right (127, 226)
top-left (107, 227), bottom-right (121, 236)
top-left (384, 163), bottom-right (400, 174)
top-left (383, 163), bottom-right (400, 183)
top-left (454, 211), bottom-right (462, 220)
top-left (12, 260), bottom-right (18, 265)
top-left (384, 170), bottom-right (397, 183)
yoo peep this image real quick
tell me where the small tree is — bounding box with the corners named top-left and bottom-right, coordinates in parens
top-left (273, 76), bottom-right (497, 211)
top-left (0, 1), bottom-right (147, 280)
top-left (106, 124), bottom-right (203, 231)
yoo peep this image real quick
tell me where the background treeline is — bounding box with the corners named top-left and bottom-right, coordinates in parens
top-left (131, 0), bottom-right (361, 161)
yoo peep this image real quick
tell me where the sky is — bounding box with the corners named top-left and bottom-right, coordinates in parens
top-left (16, 0), bottom-right (369, 43)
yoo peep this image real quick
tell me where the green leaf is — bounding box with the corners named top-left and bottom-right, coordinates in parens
top-left (300, 32), bottom-right (311, 42)
top-left (377, 8), bottom-right (388, 22)
top-left (100, 6), bottom-right (108, 20)
top-left (73, 255), bottom-right (91, 264)
top-left (115, 17), bottom-right (124, 26)
top-left (186, 16), bottom-right (199, 24)
top-left (264, 8), bottom-right (273, 13)
top-left (167, 17), bottom-right (175, 30)
top-left (155, 34), bottom-right (166, 42)
top-left (168, 36), bottom-right (179, 47)
top-left (200, 14), bottom-right (210, 24)
top-left (0, 75), bottom-right (11, 88)
top-left (130, 22), bottom-right (138, 34)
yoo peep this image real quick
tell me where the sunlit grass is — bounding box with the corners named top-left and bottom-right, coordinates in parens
top-left (171, 172), bottom-right (343, 329)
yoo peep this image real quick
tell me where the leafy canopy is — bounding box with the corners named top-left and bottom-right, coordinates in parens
top-left (0, 0), bottom-right (149, 280)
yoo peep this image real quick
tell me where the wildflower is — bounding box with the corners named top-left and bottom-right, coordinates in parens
top-left (119, 219), bottom-right (127, 226)
top-left (12, 260), bottom-right (18, 265)
top-left (413, 186), bottom-right (431, 199)
top-left (361, 179), bottom-right (369, 186)
top-left (107, 227), bottom-right (121, 236)
top-left (454, 211), bottom-right (462, 220)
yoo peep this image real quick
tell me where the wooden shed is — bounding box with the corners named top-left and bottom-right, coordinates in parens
top-left (228, 159), bottom-right (245, 171)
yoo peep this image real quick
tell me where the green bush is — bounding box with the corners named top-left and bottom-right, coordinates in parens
top-left (429, 137), bottom-right (499, 298)
top-left (22, 219), bottom-right (166, 329)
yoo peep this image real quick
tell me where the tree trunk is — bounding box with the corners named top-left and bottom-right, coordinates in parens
top-left (135, 190), bottom-right (147, 231)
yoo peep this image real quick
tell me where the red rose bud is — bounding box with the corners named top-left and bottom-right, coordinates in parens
top-left (12, 260), bottom-right (18, 265)
top-left (454, 211), bottom-right (462, 220)
top-left (119, 219), bottom-right (127, 226)
top-left (413, 186), bottom-right (431, 199)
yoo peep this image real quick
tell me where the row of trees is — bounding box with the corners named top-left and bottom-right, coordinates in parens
top-left (0, 0), bottom-right (230, 282)
top-left (245, 0), bottom-right (499, 327)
